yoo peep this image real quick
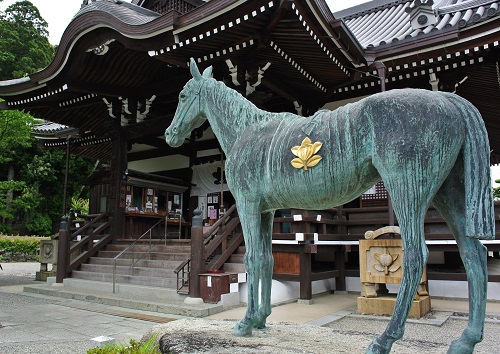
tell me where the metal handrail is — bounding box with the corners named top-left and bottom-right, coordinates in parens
top-left (112, 215), bottom-right (168, 293)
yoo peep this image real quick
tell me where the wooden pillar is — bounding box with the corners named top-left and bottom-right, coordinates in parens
top-left (55, 216), bottom-right (69, 283)
top-left (334, 246), bottom-right (346, 292)
top-left (110, 124), bottom-right (127, 240)
top-left (335, 206), bottom-right (347, 291)
top-left (299, 244), bottom-right (312, 300)
top-left (190, 209), bottom-right (204, 298)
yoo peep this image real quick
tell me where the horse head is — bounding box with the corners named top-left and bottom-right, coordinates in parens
top-left (165, 58), bottom-right (213, 147)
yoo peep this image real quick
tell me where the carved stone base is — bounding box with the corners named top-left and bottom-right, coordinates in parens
top-left (357, 294), bottom-right (431, 319)
top-left (35, 271), bottom-right (56, 281)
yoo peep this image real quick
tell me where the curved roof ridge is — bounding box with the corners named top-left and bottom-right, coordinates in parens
top-left (0, 77), bottom-right (30, 86)
top-left (75, 0), bottom-right (160, 25)
top-left (334, 0), bottom-right (414, 20)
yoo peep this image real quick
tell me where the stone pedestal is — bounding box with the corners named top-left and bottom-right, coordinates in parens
top-left (35, 270), bottom-right (57, 281)
top-left (37, 239), bottom-right (58, 281)
top-left (357, 294), bottom-right (431, 319)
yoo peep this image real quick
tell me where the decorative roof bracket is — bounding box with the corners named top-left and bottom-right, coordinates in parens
top-left (246, 62), bottom-right (271, 96)
top-left (405, 0), bottom-right (437, 30)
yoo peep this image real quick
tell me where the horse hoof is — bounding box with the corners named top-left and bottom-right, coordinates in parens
top-left (232, 320), bottom-right (253, 337)
top-left (447, 339), bottom-right (474, 354)
top-left (253, 322), bottom-right (266, 330)
top-left (366, 337), bottom-right (391, 354)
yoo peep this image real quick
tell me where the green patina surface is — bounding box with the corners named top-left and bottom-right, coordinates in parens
top-left (165, 59), bottom-right (494, 354)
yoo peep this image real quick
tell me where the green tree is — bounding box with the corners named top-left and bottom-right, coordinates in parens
top-left (0, 108), bottom-right (35, 232)
top-left (0, 117), bottom-right (96, 235)
top-left (0, 0), bottom-right (54, 80)
top-left (0, 1), bottom-right (95, 235)
top-left (493, 180), bottom-right (500, 199)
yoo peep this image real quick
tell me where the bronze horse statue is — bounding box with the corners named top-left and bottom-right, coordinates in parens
top-left (165, 58), bottom-right (494, 354)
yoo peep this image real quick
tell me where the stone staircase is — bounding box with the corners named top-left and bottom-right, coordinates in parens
top-left (70, 239), bottom-right (192, 289)
top-left (221, 245), bottom-right (246, 273)
top-left (23, 237), bottom-right (248, 317)
top-left (23, 278), bottom-right (225, 317)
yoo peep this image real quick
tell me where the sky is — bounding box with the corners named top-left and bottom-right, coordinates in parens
top-left (0, 0), bottom-right (370, 45)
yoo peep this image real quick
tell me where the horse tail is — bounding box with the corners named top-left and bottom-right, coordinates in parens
top-left (443, 92), bottom-right (495, 240)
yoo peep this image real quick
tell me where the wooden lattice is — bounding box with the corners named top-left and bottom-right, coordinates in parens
top-left (152, 0), bottom-right (198, 15)
top-left (361, 181), bottom-right (388, 207)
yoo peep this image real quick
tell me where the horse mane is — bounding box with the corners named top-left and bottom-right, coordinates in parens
top-left (206, 79), bottom-right (298, 127)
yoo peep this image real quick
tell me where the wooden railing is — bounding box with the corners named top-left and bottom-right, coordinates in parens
top-left (66, 212), bottom-right (113, 273)
top-left (55, 211), bottom-right (113, 282)
top-left (175, 204), bottom-right (242, 294)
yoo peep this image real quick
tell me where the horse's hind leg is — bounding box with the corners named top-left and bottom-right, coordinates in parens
top-left (232, 198), bottom-right (263, 336)
top-left (433, 162), bottom-right (487, 354)
top-left (254, 211), bottom-right (274, 329)
top-left (367, 203), bottom-right (428, 353)
top-left (367, 166), bottom-right (440, 353)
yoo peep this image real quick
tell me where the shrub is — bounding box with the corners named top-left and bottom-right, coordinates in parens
top-left (71, 197), bottom-right (89, 216)
top-left (87, 336), bottom-right (160, 354)
top-left (0, 235), bottom-right (49, 261)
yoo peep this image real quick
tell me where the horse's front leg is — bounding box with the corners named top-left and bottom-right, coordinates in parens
top-left (232, 199), bottom-right (262, 337)
top-left (254, 211), bottom-right (274, 329)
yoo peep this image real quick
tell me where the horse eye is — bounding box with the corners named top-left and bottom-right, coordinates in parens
top-left (179, 93), bottom-right (186, 100)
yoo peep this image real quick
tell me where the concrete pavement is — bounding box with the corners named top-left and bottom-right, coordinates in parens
top-left (0, 263), bottom-right (179, 354)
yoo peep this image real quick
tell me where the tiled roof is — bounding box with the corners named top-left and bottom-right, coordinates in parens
top-left (76, 0), bottom-right (160, 26)
top-left (33, 121), bottom-right (74, 135)
top-left (334, 0), bottom-right (500, 49)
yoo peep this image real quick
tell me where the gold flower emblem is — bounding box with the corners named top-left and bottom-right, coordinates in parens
top-left (373, 248), bottom-right (401, 275)
top-left (291, 137), bottom-right (323, 171)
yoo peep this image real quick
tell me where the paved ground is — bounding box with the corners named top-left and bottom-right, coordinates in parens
top-left (0, 263), bottom-right (175, 354)
top-left (2, 262), bottom-right (500, 353)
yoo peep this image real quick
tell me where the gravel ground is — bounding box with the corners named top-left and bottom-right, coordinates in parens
top-left (146, 316), bottom-right (500, 353)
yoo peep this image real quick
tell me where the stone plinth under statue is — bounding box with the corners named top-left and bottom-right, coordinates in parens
top-left (358, 294), bottom-right (431, 319)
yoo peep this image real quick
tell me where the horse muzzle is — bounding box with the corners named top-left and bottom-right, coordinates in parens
top-left (164, 127), bottom-right (184, 147)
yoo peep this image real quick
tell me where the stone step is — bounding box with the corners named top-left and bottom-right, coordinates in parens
top-left (23, 279), bottom-right (224, 318)
top-left (105, 243), bottom-right (191, 253)
top-left (88, 257), bottom-right (182, 269)
top-left (222, 263), bottom-right (246, 273)
top-left (115, 238), bottom-right (191, 244)
top-left (71, 270), bottom-right (178, 288)
top-left (80, 263), bottom-right (177, 278)
top-left (228, 253), bottom-right (244, 263)
top-left (96, 250), bottom-right (189, 261)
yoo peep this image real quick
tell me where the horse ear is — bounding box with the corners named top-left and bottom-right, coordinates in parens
top-left (190, 58), bottom-right (202, 80)
top-left (202, 66), bottom-right (213, 78)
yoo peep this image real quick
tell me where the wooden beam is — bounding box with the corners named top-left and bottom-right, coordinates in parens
top-left (110, 124), bottom-right (127, 240)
